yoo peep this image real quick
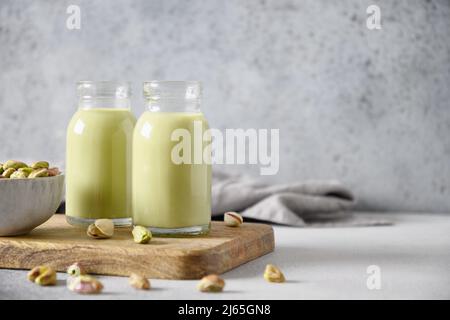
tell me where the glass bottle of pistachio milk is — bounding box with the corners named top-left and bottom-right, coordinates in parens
top-left (66, 81), bottom-right (136, 226)
top-left (132, 81), bottom-right (211, 236)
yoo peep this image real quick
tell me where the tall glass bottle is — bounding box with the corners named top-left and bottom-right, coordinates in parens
top-left (66, 81), bottom-right (136, 226)
top-left (132, 81), bottom-right (211, 236)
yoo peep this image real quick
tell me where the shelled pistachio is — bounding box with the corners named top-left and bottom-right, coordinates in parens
top-left (27, 266), bottom-right (57, 286)
top-left (132, 226), bottom-right (152, 244)
top-left (263, 264), bottom-right (285, 283)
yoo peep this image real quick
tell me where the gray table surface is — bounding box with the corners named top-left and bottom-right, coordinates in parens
top-left (0, 213), bottom-right (449, 300)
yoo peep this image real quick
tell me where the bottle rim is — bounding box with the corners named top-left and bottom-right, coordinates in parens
top-left (143, 80), bottom-right (202, 99)
top-left (77, 81), bottom-right (132, 99)
top-left (142, 80), bottom-right (202, 112)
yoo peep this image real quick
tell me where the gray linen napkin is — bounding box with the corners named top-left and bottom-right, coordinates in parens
top-left (212, 171), bottom-right (392, 227)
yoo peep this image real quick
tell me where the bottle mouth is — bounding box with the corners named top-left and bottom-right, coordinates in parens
top-left (77, 81), bottom-right (131, 99)
top-left (143, 81), bottom-right (202, 102)
top-left (77, 81), bottom-right (131, 109)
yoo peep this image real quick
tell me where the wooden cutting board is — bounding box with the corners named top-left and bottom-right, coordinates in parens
top-left (0, 215), bottom-right (274, 279)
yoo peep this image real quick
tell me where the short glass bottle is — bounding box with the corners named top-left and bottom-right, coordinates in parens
top-left (66, 81), bottom-right (136, 226)
top-left (132, 81), bottom-right (211, 236)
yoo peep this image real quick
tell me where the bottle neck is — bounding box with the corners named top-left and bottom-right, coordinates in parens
top-left (143, 81), bottom-right (202, 113)
top-left (145, 98), bottom-right (200, 112)
top-left (78, 97), bottom-right (131, 109)
top-left (77, 81), bottom-right (131, 110)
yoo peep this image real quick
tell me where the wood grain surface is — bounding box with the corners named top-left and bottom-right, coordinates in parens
top-left (0, 215), bottom-right (275, 279)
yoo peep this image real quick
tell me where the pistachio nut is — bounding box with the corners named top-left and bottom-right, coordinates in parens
top-left (2, 168), bottom-right (16, 178)
top-left (67, 262), bottom-right (85, 277)
top-left (47, 167), bottom-right (61, 176)
top-left (87, 219), bottom-right (114, 239)
top-left (263, 264), bottom-right (285, 283)
top-left (3, 160), bottom-right (27, 170)
top-left (129, 273), bottom-right (150, 290)
top-left (10, 171), bottom-right (28, 179)
top-left (197, 274), bottom-right (225, 292)
top-left (95, 219), bottom-right (114, 237)
top-left (27, 266), bottom-right (45, 282)
top-left (86, 224), bottom-right (104, 239)
top-left (224, 212), bottom-right (243, 227)
top-left (18, 167), bottom-right (34, 175)
top-left (31, 161), bottom-right (49, 169)
top-left (28, 168), bottom-right (49, 178)
top-left (132, 226), bottom-right (152, 244)
top-left (0, 164), bottom-right (3, 175)
top-left (27, 266), bottom-right (57, 286)
top-left (67, 275), bottom-right (103, 294)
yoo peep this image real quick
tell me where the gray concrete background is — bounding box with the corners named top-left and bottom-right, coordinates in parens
top-left (0, 0), bottom-right (449, 212)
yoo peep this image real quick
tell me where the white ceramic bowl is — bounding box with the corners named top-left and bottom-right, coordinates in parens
top-left (0, 175), bottom-right (65, 236)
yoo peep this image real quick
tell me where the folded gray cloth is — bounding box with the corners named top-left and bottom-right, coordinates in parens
top-left (212, 171), bottom-right (392, 227)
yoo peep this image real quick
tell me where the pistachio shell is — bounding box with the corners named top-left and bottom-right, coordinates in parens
top-left (86, 224), bottom-right (104, 239)
top-left (129, 273), bottom-right (150, 290)
top-left (87, 219), bottom-right (114, 239)
top-left (224, 212), bottom-right (243, 227)
top-left (10, 171), bottom-right (28, 179)
top-left (28, 168), bottom-right (49, 178)
top-left (2, 168), bottom-right (16, 178)
top-left (35, 269), bottom-right (57, 286)
top-left (31, 161), bottom-right (49, 169)
top-left (27, 266), bottom-right (46, 282)
top-left (47, 167), bottom-right (60, 176)
top-left (94, 219), bottom-right (114, 237)
top-left (67, 275), bottom-right (103, 294)
top-left (27, 266), bottom-right (56, 286)
top-left (3, 160), bottom-right (27, 170)
top-left (197, 274), bottom-right (225, 292)
top-left (263, 264), bottom-right (285, 283)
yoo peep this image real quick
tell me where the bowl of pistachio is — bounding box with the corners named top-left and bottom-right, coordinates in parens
top-left (0, 160), bottom-right (64, 236)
